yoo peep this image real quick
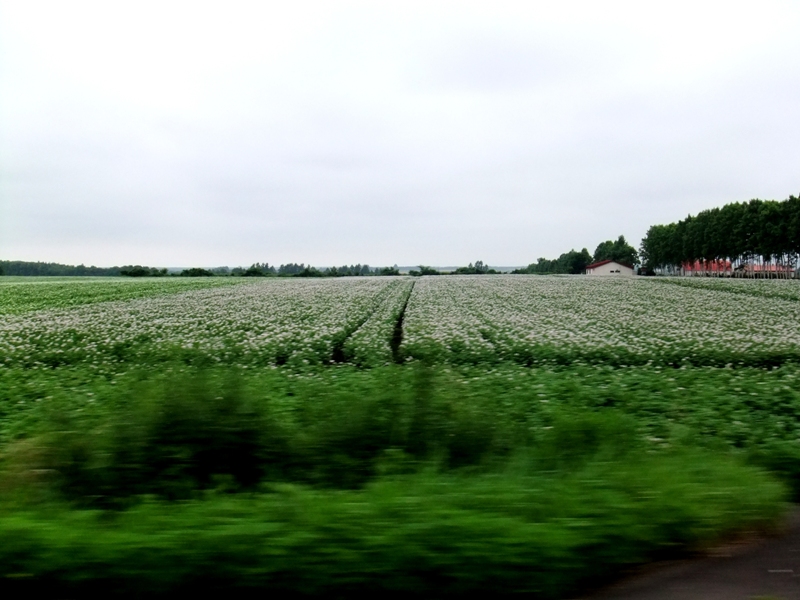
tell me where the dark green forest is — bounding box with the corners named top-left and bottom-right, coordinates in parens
top-left (0, 261), bottom-right (123, 276)
top-left (640, 195), bottom-right (800, 276)
top-left (0, 261), bottom-right (403, 278)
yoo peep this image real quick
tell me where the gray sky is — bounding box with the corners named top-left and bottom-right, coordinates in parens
top-left (1, 1), bottom-right (799, 268)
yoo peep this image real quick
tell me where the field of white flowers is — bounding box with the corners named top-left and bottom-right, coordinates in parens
top-left (652, 276), bottom-right (800, 302)
top-left (401, 276), bottom-right (800, 366)
top-left (1, 275), bottom-right (798, 370)
top-left (0, 278), bottom-right (409, 369)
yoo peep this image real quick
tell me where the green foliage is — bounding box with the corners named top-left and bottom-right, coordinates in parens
top-left (241, 262), bottom-right (275, 277)
top-left (3, 363), bottom-right (800, 496)
top-left (0, 278), bottom-right (242, 315)
top-left (0, 448), bottom-right (784, 597)
top-left (514, 248), bottom-right (593, 274)
top-left (240, 263), bottom-right (398, 278)
top-left (295, 266), bottom-right (324, 277)
top-left (120, 265), bottom-right (167, 277)
top-left (0, 260), bottom-right (122, 276)
top-left (325, 264), bottom-right (375, 276)
top-left (321, 264), bottom-right (400, 277)
top-left (44, 376), bottom-right (275, 502)
top-left (593, 235), bottom-right (639, 266)
top-left (409, 265), bottom-right (441, 276)
top-left (277, 262), bottom-right (308, 275)
top-left (454, 260), bottom-right (496, 274)
top-left (640, 195), bottom-right (800, 275)
top-left (0, 360), bottom-right (794, 596)
top-left (179, 268), bottom-right (214, 277)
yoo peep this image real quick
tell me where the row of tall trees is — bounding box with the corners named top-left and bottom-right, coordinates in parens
top-left (639, 196), bottom-right (800, 277)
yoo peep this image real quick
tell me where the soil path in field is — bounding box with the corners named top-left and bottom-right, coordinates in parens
top-left (579, 507), bottom-right (800, 600)
top-left (390, 279), bottom-right (414, 363)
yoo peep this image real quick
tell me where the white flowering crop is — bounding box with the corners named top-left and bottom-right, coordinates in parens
top-left (0, 278), bottom-right (406, 369)
top-left (2, 275), bottom-right (798, 370)
top-left (400, 276), bottom-right (800, 366)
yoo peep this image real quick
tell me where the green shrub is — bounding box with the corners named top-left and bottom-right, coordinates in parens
top-left (27, 375), bottom-right (288, 504)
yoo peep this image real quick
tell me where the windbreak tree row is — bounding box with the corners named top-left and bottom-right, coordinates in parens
top-left (640, 195), bottom-right (800, 277)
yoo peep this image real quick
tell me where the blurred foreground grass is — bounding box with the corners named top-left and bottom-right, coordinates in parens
top-left (0, 364), bottom-right (792, 597)
top-left (0, 454), bottom-right (784, 597)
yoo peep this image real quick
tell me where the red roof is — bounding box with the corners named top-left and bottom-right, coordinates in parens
top-left (586, 259), bottom-right (634, 270)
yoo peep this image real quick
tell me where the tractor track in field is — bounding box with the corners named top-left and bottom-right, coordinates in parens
top-left (330, 279), bottom-right (415, 364)
top-left (391, 280), bottom-right (415, 363)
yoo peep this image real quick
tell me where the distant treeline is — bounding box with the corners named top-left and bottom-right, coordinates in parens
top-left (0, 261), bottom-right (405, 278)
top-left (409, 262), bottom-right (502, 275)
top-left (0, 261), bottom-right (124, 277)
top-left (0, 260), bottom-right (511, 278)
top-left (514, 236), bottom-right (638, 275)
top-left (0, 261), bottom-right (178, 277)
top-left (235, 263), bottom-right (401, 277)
top-left (640, 195), bottom-right (800, 276)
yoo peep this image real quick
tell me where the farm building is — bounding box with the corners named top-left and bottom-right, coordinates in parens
top-left (585, 260), bottom-right (634, 276)
top-left (681, 260), bottom-right (732, 276)
top-left (680, 259), bottom-right (795, 278)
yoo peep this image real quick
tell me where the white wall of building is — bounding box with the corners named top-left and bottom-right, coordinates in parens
top-left (587, 262), bottom-right (634, 276)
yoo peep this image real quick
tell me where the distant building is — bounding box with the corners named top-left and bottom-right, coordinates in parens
top-left (681, 260), bottom-right (732, 276)
top-left (585, 259), bottom-right (634, 276)
top-left (681, 260), bottom-right (794, 277)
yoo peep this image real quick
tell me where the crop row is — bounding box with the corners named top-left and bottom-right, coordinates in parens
top-left (400, 276), bottom-right (800, 366)
top-left (3, 276), bottom-right (799, 370)
top-left (652, 276), bottom-right (800, 302)
top-left (341, 279), bottom-right (415, 366)
top-left (0, 278), bottom-right (403, 369)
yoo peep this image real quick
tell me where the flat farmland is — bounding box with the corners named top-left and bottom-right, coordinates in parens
top-left (402, 276), bottom-right (800, 366)
top-left (3, 275), bottom-right (799, 371)
top-left (1, 275), bottom-right (799, 598)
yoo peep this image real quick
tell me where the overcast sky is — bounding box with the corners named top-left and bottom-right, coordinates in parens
top-left (1, 1), bottom-right (799, 268)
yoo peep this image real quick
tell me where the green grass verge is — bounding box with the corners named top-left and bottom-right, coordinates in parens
top-left (0, 364), bottom-right (793, 596)
top-left (0, 452), bottom-right (785, 598)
